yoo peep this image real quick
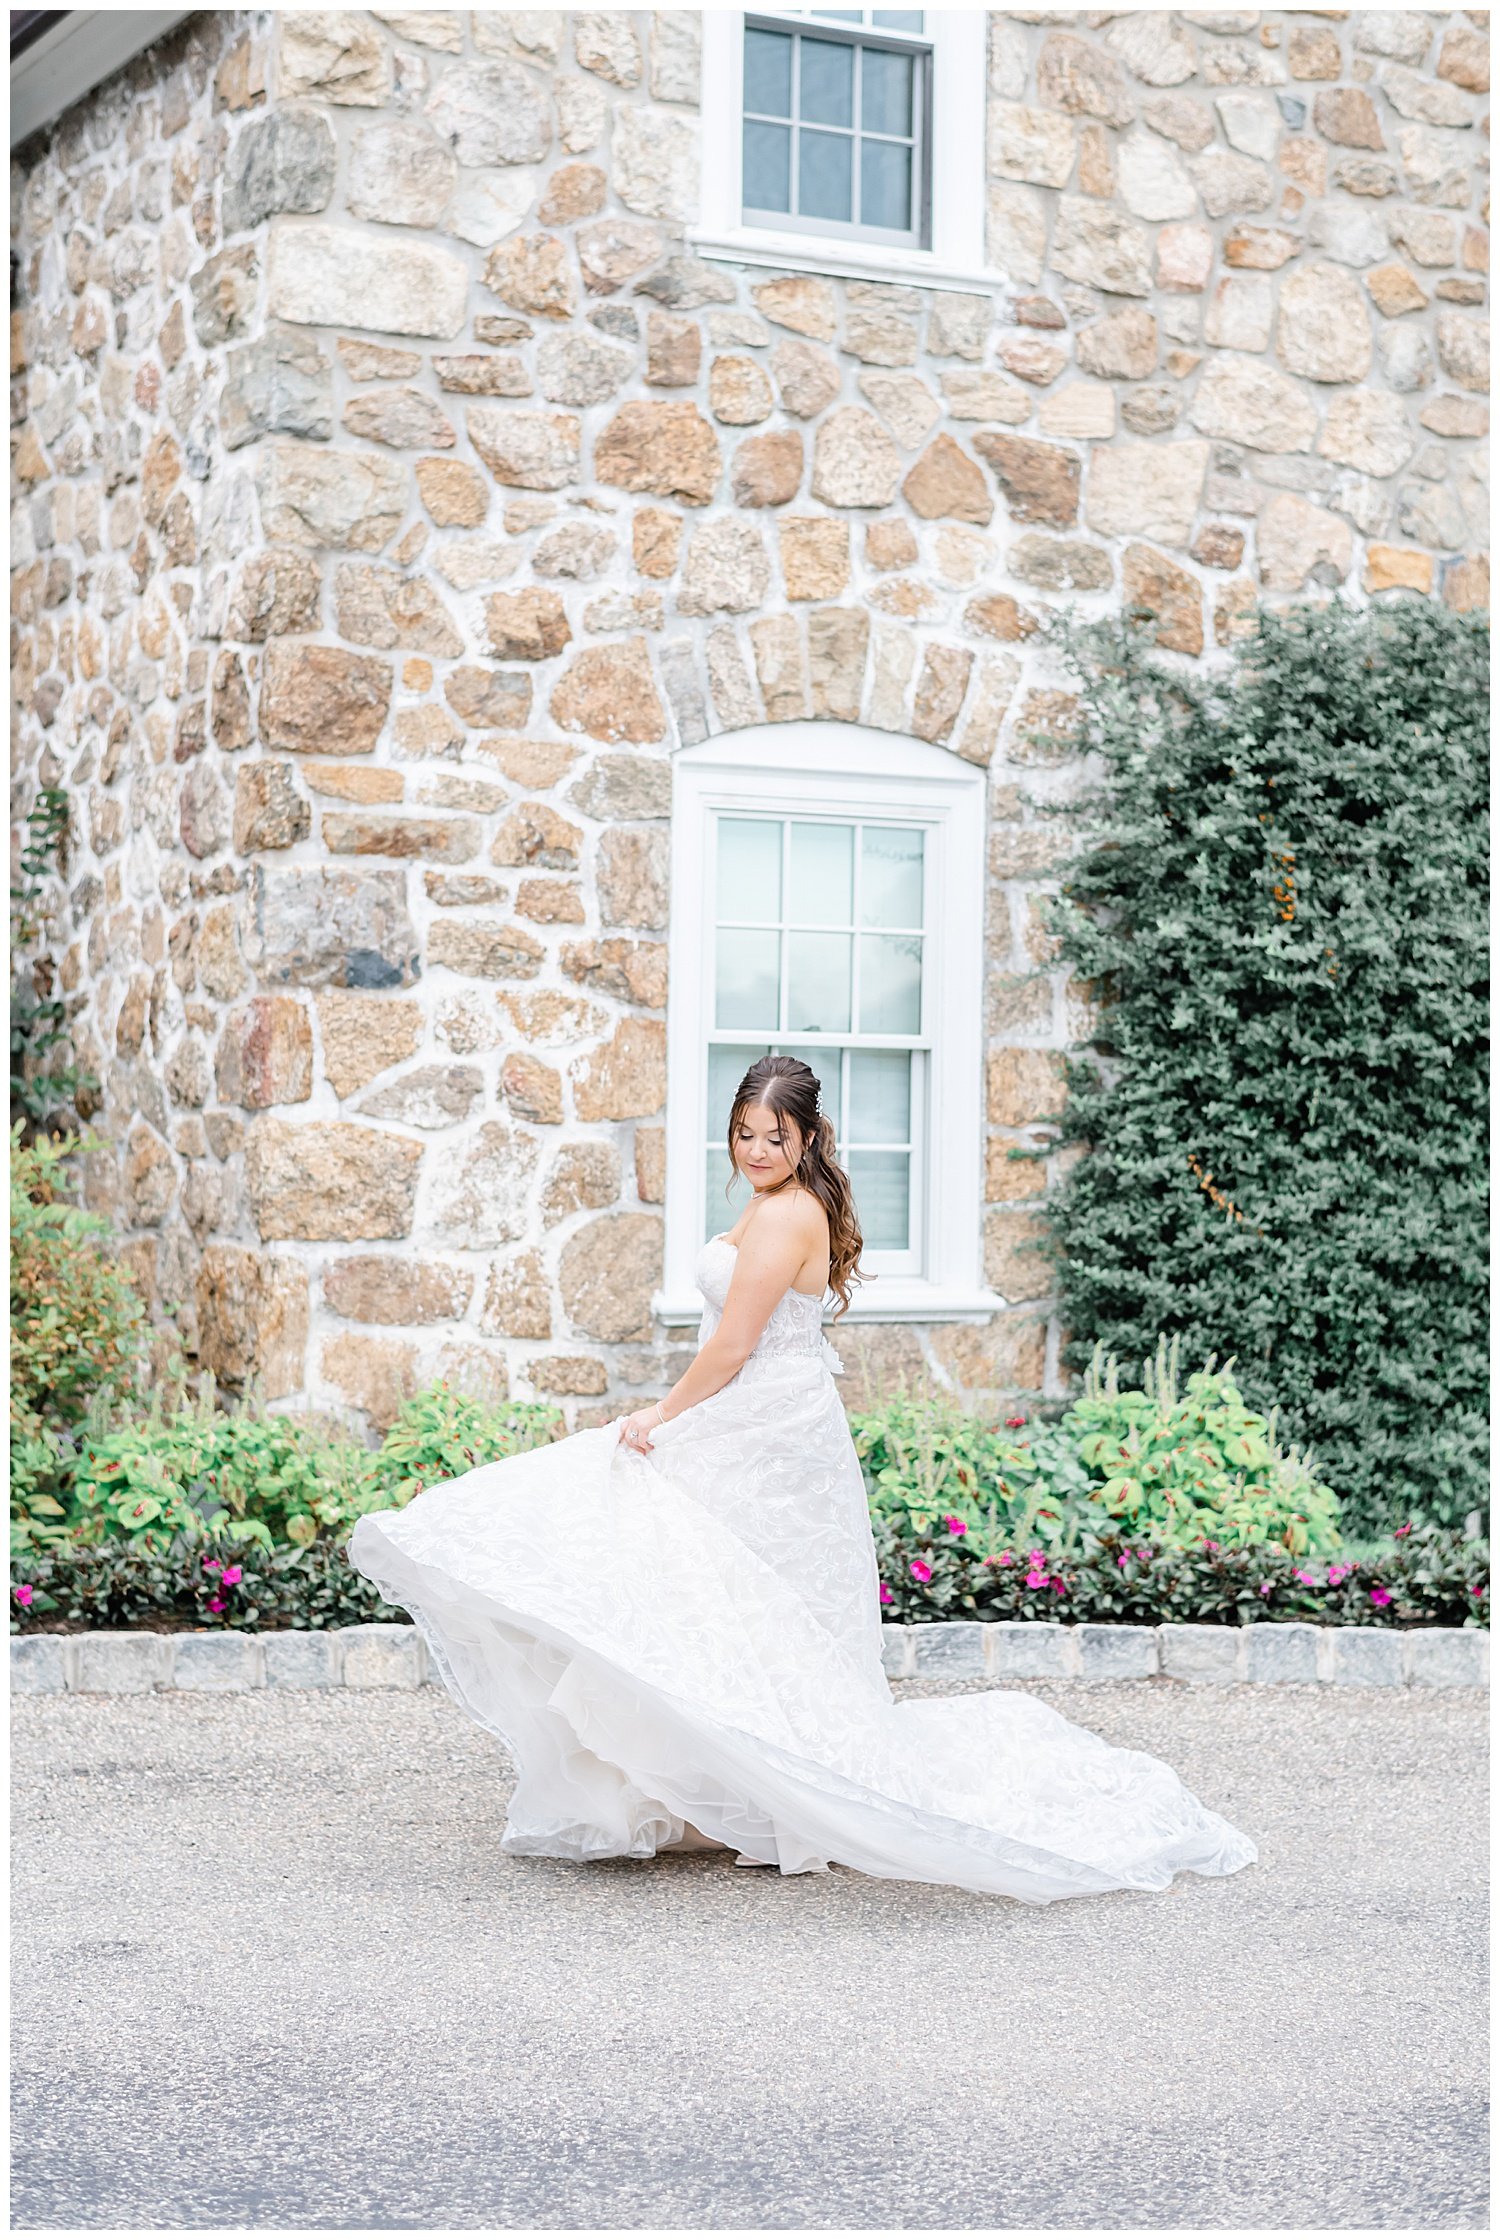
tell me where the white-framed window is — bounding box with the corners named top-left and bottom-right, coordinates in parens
top-left (694, 8), bottom-right (992, 292)
top-left (658, 725), bottom-right (999, 1325)
top-left (742, 12), bottom-right (933, 252)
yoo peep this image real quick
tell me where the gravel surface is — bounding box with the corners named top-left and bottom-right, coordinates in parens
top-left (11, 1675), bottom-right (1488, 2231)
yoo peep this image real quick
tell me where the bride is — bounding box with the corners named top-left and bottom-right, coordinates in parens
top-left (348, 1054), bottom-right (1257, 1905)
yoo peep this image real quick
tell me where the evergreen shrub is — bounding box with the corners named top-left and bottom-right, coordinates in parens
top-left (1035, 600), bottom-right (1488, 1540)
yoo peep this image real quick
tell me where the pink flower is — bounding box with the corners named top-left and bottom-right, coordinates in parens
top-left (1393, 1522), bottom-right (1412, 1538)
top-left (1369, 1586), bottom-right (1392, 1608)
top-left (1294, 1568), bottom-right (1320, 1586)
top-left (1025, 1571), bottom-right (1047, 1589)
top-left (202, 1558), bottom-right (221, 1573)
top-left (1258, 1582), bottom-right (1273, 1596)
top-left (1117, 1553), bottom-right (1130, 1569)
top-left (1027, 1548), bottom-right (1044, 1564)
top-left (1472, 1584), bottom-right (1486, 1598)
top-left (220, 1566), bottom-right (243, 1587)
top-left (1049, 1576), bottom-right (1066, 1595)
top-left (1327, 1565), bottom-right (1348, 1585)
top-left (878, 1582), bottom-right (894, 1605)
top-left (1006, 1414), bottom-right (1027, 1429)
top-left (909, 1559), bottom-right (932, 1584)
top-left (13, 1585), bottom-right (34, 1607)
top-left (944, 1515), bottom-right (967, 1538)
top-left (997, 1551), bottom-right (1014, 1566)
top-left (207, 1596), bottom-right (226, 1613)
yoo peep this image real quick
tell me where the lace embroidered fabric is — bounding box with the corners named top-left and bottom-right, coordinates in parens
top-left (347, 1236), bottom-right (1259, 1905)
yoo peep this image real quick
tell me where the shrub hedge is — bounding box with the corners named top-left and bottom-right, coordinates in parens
top-left (1036, 599), bottom-right (1488, 1541)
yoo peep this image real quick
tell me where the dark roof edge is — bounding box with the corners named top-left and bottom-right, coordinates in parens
top-left (11, 10), bottom-right (194, 148)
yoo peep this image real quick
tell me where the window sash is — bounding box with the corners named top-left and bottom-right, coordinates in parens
top-left (741, 11), bottom-right (932, 250)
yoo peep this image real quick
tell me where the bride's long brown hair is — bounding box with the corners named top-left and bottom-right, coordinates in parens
top-left (726, 1055), bottom-right (865, 1315)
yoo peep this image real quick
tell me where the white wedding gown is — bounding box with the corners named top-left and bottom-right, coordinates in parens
top-left (347, 1235), bottom-right (1258, 1905)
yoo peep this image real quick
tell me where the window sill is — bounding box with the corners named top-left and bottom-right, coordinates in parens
top-left (653, 1279), bottom-right (1005, 1328)
top-left (686, 225), bottom-right (1003, 299)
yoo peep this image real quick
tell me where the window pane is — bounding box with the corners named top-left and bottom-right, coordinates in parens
top-left (744, 27), bottom-right (793, 115)
top-left (860, 136), bottom-right (911, 231)
top-left (800, 36), bottom-right (855, 125)
top-left (708, 1041), bottom-right (761, 1135)
top-left (861, 44), bottom-right (912, 136)
top-left (789, 821), bottom-right (853, 926)
top-left (873, 11), bottom-right (925, 29)
top-left (859, 932), bottom-right (922, 1033)
top-left (860, 824), bottom-right (924, 927)
top-left (705, 1145), bottom-right (752, 1242)
top-left (848, 1149), bottom-right (910, 1251)
top-left (798, 127), bottom-right (853, 221)
top-left (743, 119), bottom-right (792, 212)
top-left (787, 931), bottom-right (852, 1033)
top-left (717, 929), bottom-right (781, 1028)
top-left (777, 1042), bottom-right (839, 1123)
top-left (848, 1049), bottom-right (910, 1143)
top-left (718, 817), bottom-right (782, 923)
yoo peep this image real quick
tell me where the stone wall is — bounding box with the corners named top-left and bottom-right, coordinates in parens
top-left (10, 7), bottom-right (1489, 1437)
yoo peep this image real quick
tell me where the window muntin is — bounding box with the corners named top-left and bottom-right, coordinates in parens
top-left (741, 11), bottom-right (931, 248)
top-left (703, 812), bottom-right (929, 1270)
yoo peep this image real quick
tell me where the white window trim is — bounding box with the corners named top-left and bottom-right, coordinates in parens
top-left (692, 9), bottom-right (998, 296)
top-left (658, 725), bottom-right (1001, 1327)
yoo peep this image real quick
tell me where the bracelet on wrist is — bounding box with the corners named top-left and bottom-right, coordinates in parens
top-left (654, 1400), bottom-right (670, 1425)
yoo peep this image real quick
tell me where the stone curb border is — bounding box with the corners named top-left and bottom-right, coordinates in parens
top-left (9, 1619), bottom-right (1489, 1696)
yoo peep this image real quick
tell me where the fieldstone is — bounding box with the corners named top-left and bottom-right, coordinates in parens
top-left (986, 182), bottom-right (1047, 288)
top-left (355, 1062), bottom-right (484, 1130)
top-left (752, 275), bottom-right (837, 341)
top-left (278, 9), bottom-right (390, 101)
top-left (214, 996), bottom-right (314, 1109)
top-left (865, 518), bottom-right (919, 572)
top-left (1311, 87), bottom-right (1384, 150)
top-left (319, 1331), bottom-right (418, 1430)
top-left (909, 646), bottom-right (972, 746)
top-left (550, 640), bottom-right (667, 742)
top-left (1365, 262), bottom-right (1429, 319)
top-left (1396, 117), bottom-right (1470, 206)
top-left (561, 937), bottom-right (667, 1008)
top-left (1050, 197), bottom-right (1153, 296)
top-left (898, 434), bottom-right (992, 526)
top-left (233, 761), bottom-right (310, 854)
top-left (574, 215), bottom-right (662, 293)
top-left (226, 549), bottom-right (322, 641)
top-left (568, 755), bottom-right (670, 824)
top-left (1106, 14), bottom-right (1197, 88)
top-left (768, 339), bottom-right (840, 423)
top-left (1420, 393), bottom-right (1488, 438)
top-left (331, 565), bottom-right (462, 658)
top-left (632, 508), bottom-right (684, 577)
top-left (614, 104), bottom-right (697, 221)
top-left (970, 431), bottom-right (1081, 530)
top-left (1258, 491), bottom-right (1354, 590)
top-left (1121, 543), bottom-right (1203, 654)
top-left (1436, 309), bottom-right (1489, 392)
top-left (645, 312), bottom-right (700, 386)
top-left (422, 56), bottom-right (550, 166)
top-left (1036, 31), bottom-right (1134, 125)
top-left (1190, 352), bottom-right (1319, 452)
top-left (708, 354), bottom-right (773, 427)
top-left (746, 614), bottom-right (805, 721)
top-left (193, 1244), bottom-right (309, 1399)
top-left (1009, 535), bottom-right (1114, 591)
top-left (1204, 273), bottom-right (1273, 352)
top-left (416, 458), bottom-right (489, 527)
top-left (597, 827), bottom-right (668, 926)
top-left (1443, 554), bottom-right (1490, 613)
top-left (732, 428), bottom-right (803, 509)
top-left (434, 359), bottom-right (531, 403)
top-left (441, 666), bottom-right (532, 730)
top-left (180, 764), bottom-right (231, 860)
top-left (988, 102), bottom-right (1076, 189)
top-left (479, 1248), bottom-right (552, 1340)
top-left (428, 919), bottom-right (545, 980)
top-left (1223, 225), bottom-right (1302, 271)
top-left (342, 387), bottom-right (456, 450)
top-left (339, 339), bottom-right (423, 383)
top-left (810, 407), bottom-right (902, 509)
top-left (483, 234), bottom-right (573, 322)
top-left (1277, 262), bottom-right (1372, 382)
top-left (468, 407), bottom-right (581, 490)
top-left (248, 863), bottom-right (418, 991)
top-left (1191, 523), bottom-right (1246, 571)
top-left (119, 1123), bottom-right (174, 1229)
top-left (1117, 129), bottom-right (1197, 220)
top-left (570, 1018), bottom-right (666, 1124)
top-left (221, 326), bottom-right (333, 451)
top-left (246, 1117), bottom-right (421, 1241)
top-left (268, 219), bottom-right (465, 337)
top-left (421, 1121), bottom-right (538, 1248)
top-left (538, 1140), bottom-right (617, 1221)
top-left (1317, 390), bottom-right (1415, 477)
top-left (1086, 438), bottom-right (1207, 545)
top-left (776, 515), bottom-right (850, 603)
top-left (532, 523), bottom-right (615, 584)
top-left (555, 1211), bottom-right (660, 1341)
top-left (1438, 24), bottom-right (1489, 92)
top-left (1363, 544), bottom-right (1434, 594)
top-left (223, 104), bottom-right (336, 234)
top-left (1075, 306), bottom-right (1157, 381)
top-left (995, 334), bottom-right (1067, 386)
top-left (538, 160), bottom-right (606, 226)
top-left (843, 305), bottom-right (920, 368)
top-left (322, 1254), bottom-right (469, 1329)
top-left (254, 440), bottom-right (406, 551)
top-left (480, 587), bottom-right (571, 662)
top-left (344, 118), bottom-right (455, 232)
top-left (801, 607), bottom-right (867, 724)
top-left (939, 371), bottom-right (1029, 428)
top-left (926, 292), bottom-right (990, 362)
top-left (188, 242), bottom-right (260, 347)
top-left (595, 401), bottom-right (720, 503)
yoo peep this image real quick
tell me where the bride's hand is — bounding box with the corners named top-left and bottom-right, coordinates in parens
top-left (618, 1406), bottom-right (662, 1454)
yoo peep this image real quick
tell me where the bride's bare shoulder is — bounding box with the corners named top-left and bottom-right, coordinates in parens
top-left (751, 1184), bottom-right (828, 1250)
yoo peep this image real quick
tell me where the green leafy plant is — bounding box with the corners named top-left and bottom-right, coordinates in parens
top-left (11, 1126), bottom-right (146, 1438)
top-left (11, 788), bottom-right (96, 1135)
top-left (11, 1530), bottom-right (406, 1633)
top-left (369, 1385), bottom-right (566, 1508)
top-left (1030, 598), bottom-right (1487, 1540)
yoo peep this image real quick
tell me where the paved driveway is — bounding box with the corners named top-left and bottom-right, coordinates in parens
top-left (11, 1674), bottom-right (1488, 2230)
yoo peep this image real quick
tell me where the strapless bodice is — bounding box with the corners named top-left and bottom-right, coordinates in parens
top-left (694, 1234), bottom-right (844, 1373)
